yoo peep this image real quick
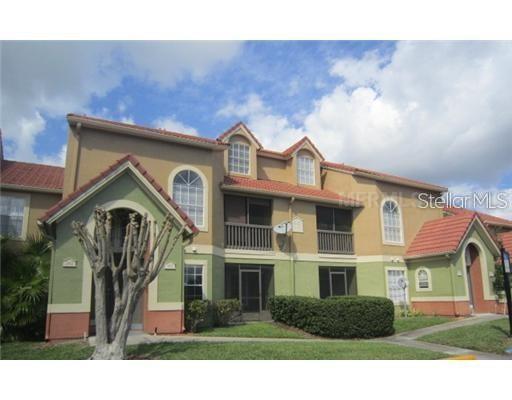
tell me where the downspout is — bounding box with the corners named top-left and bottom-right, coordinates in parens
top-left (72, 122), bottom-right (82, 191)
top-left (289, 197), bottom-right (295, 295)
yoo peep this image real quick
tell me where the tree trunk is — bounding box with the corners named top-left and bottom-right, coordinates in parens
top-left (90, 270), bottom-right (109, 359)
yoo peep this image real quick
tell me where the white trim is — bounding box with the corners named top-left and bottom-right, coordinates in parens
top-left (297, 154), bottom-right (316, 186)
top-left (0, 192), bottom-right (30, 240)
top-left (380, 197), bottom-right (405, 246)
top-left (384, 265), bottom-right (409, 305)
top-left (0, 183), bottom-right (62, 194)
top-left (184, 259), bottom-right (208, 300)
top-left (168, 165), bottom-right (208, 232)
top-left (462, 237), bottom-right (495, 301)
top-left (411, 296), bottom-right (469, 302)
top-left (46, 162), bottom-right (194, 234)
top-left (415, 267), bottom-right (432, 292)
top-left (228, 136), bottom-right (251, 176)
top-left (47, 303), bottom-right (91, 313)
top-left (186, 244), bottom-right (400, 263)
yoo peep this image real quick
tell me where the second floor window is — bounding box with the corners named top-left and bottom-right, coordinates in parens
top-left (0, 195), bottom-right (27, 239)
top-left (172, 170), bottom-right (204, 227)
top-left (229, 142), bottom-right (250, 174)
top-left (297, 156), bottom-right (315, 185)
top-left (316, 206), bottom-right (352, 232)
top-left (382, 200), bottom-right (403, 244)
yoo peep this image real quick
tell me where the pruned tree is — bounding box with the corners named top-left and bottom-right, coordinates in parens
top-left (72, 206), bottom-right (186, 360)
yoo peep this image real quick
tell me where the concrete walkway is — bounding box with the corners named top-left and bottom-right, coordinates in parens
top-left (376, 314), bottom-right (512, 360)
top-left (88, 314), bottom-right (512, 360)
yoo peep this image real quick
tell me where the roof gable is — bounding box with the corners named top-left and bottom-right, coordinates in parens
top-left (405, 213), bottom-right (499, 259)
top-left (282, 136), bottom-right (324, 160)
top-left (217, 122), bottom-right (263, 149)
top-left (39, 154), bottom-right (198, 235)
top-left (444, 206), bottom-right (512, 228)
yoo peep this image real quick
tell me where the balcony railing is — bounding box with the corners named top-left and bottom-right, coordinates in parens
top-left (317, 230), bottom-right (354, 254)
top-left (225, 222), bottom-right (272, 251)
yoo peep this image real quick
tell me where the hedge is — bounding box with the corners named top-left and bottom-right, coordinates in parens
top-left (268, 295), bottom-right (395, 338)
top-left (185, 299), bottom-right (241, 332)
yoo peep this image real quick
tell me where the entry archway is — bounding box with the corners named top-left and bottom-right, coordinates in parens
top-left (464, 243), bottom-right (486, 313)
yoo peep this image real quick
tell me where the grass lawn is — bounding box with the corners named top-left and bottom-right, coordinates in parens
top-left (393, 316), bottom-right (455, 334)
top-left (1, 340), bottom-right (445, 360)
top-left (419, 318), bottom-right (512, 354)
top-left (197, 322), bottom-right (307, 339)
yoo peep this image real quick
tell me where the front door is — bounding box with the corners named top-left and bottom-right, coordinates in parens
top-left (240, 269), bottom-right (261, 314)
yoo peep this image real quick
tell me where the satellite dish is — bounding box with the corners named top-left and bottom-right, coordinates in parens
top-left (273, 221), bottom-right (289, 235)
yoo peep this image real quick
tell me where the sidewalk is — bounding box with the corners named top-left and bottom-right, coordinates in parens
top-left (88, 314), bottom-right (512, 360)
top-left (376, 314), bottom-right (511, 360)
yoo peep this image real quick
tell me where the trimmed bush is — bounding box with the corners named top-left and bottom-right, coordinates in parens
top-left (213, 299), bottom-right (240, 326)
top-left (268, 295), bottom-right (395, 338)
top-left (185, 300), bottom-right (211, 332)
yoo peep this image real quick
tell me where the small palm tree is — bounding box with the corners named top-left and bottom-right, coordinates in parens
top-left (1, 234), bottom-right (51, 341)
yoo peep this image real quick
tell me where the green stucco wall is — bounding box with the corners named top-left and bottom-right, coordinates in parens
top-left (49, 172), bottom-right (184, 305)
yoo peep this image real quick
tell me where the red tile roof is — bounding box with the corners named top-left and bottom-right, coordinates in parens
top-left (67, 114), bottom-right (227, 148)
top-left (282, 136), bottom-right (325, 160)
top-left (444, 206), bottom-right (512, 228)
top-left (405, 213), bottom-right (496, 259)
top-left (0, 160), bottom-right (64, 191)
top-left (499, 231), bottom-right (512, 253)
top-left (217, 122), bottom-right (263, 148)
top-left (222, 175), bottom-right (362, 207)
top-left (321, 161), bottom-right (447, 192)
top-left (39, 154), bottom-right (198, 234)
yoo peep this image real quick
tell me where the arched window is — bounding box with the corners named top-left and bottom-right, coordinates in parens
top-left (382, 199), bottom-right (403, 244)
top-left (172, 170), bottom-right (204, 227)
top-left (228, 137), bottom-right (250, 174)
top-left (297, 155), bottom-right (315, 185)
top-left (416, 268), bottom-right (431, 291)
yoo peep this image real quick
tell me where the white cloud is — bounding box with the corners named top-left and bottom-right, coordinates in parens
top-left (40, 144), bottom-right (67, 167)
top-left (219, 42), bottom-right (512, 189)
top-left (1, 41), bottom-right (242, 163)
top-left (152, 116), bottom-right (198, 136)
top-left (217, 93), bottom-right (303, 149)
top-left (448, 184), bottom-right (512, 220)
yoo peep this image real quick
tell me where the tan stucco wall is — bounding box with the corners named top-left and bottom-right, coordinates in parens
top-left (323, 168), bottom-right (444, 256)
top-left (63, 124), bottom-right (445, 257)
top-left (63, 126), bottom-right (222, 246)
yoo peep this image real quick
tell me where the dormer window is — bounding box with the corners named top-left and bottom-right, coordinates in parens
top-left (228, 140), bottom-right (250, 175)
top-left (297, 155), bottom-right (315, 185)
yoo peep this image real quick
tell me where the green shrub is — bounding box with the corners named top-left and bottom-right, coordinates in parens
top-left (1, 235), bottom-right (51, 341)
top-left (213, 299), bottom-right (240, 326)
top-left (185, 300), bottom-right (211, 333)
top-left (268, 295), bottom-right (395, 338)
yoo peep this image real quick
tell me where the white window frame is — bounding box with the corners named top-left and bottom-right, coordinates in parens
top-left (169, 166), bottom-right (208, 231)
top-left (385, 266), bottom-right (409, 305)
top-left (0, 193), bottom-right (30, 240)
top-left (184, 260), bottom-right (207, 301)
top-left (297, 155), bottom-right (315, 185)
top-left (380, 198), bottom-right (405, 246)
top-left (415, 267), bottom-right (432, 292)
top-left (228, 141), bottom-right (250, 175)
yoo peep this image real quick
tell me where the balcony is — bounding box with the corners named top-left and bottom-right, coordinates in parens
top-left (225, 222), bottom-right (273, 251)
top-left (317, 230), bottom-right (354, 255)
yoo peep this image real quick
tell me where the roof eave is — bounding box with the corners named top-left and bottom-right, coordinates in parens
top-left (353, 171), bottom-right (447, 193)
top-left (220, 184), bottom-right (362, 207)
top-left (67, 115), bottom-right (227, 151)
top-left (404, 251), bottom-right (454, 260)
top-left (0, 183), bottom-right (63, 194)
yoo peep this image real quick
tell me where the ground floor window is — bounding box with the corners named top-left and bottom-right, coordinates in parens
top-left (386, 268), bottom-right (408, 305)
top-left (0, 194), bottom-right (27, 239)
top-left (184, 264), bottom-right (204, 301)
top-left (225, 264), bottom-right (274, 313)
top-left (319, 266), bottom-right (357, 298)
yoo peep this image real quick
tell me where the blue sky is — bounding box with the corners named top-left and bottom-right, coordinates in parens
top-left (2, 41), bottom-right (511, 216)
